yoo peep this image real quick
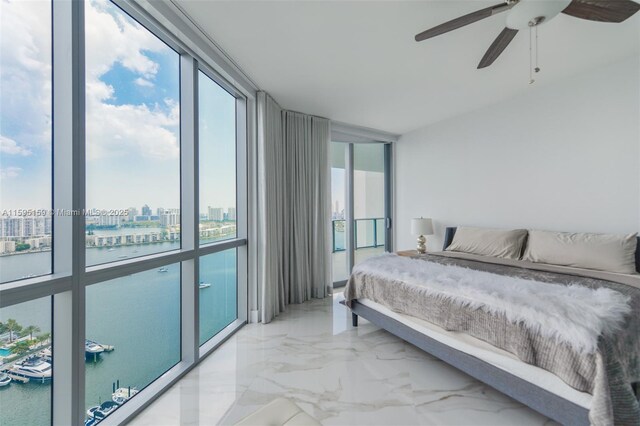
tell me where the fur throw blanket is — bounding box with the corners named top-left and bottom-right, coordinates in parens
top-left (353, 254), bottom-right (631, 354)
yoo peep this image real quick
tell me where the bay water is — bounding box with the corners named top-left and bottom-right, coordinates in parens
top-left (0, 240), bottom-right (237, 425)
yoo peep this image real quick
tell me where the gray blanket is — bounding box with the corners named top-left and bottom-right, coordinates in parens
top-left (344, 253), bottom-right (640, 426)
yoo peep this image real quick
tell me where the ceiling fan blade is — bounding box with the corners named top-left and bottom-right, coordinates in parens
top-left (562, 0), bottom-right (640, 23)
top-left (477, 28), bottom-right (519, 69)
top-left (415, 2), bottom-right (516, 42)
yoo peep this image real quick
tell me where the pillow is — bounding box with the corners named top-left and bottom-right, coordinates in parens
top-left (445, 227), bottom-right (528, 260)
top-left (522, 230), bottom-right (638, 274)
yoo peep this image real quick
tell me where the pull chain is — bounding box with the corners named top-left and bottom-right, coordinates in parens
top-left (529, 24), bottom-right (541, 84)
top-left (535, 25), bottom-right (540, 74)
top-left (529, 26), bottom-right (534, 84)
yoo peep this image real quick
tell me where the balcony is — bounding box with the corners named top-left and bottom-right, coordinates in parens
top-left (332, 218), bottom-right (386, 283)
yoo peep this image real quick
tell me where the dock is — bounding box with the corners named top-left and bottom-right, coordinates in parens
top-left (5, 372), bottom-right (29, 383)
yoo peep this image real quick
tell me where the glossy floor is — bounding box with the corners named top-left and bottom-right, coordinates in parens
top-left (131, 294), bottom-right (556, 426)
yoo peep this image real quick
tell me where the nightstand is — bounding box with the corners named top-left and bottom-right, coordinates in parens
top-left (397, 250), bottom-right (420, 257)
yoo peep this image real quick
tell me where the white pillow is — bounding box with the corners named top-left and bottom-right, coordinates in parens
top-left (445, 227), bottom-right (528, 260)
top-left (522, 230), bottom-right (638, 274)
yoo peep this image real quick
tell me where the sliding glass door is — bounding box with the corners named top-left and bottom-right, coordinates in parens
top-left (331, 141), bottom-right (391, 286)
top-left (353, 144), bottom-right (387, 265)
top-left (330, 143), bottom-right (349, 282)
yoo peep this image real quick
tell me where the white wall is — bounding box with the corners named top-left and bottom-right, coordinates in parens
top-left (395, 57), bottom-right (640, 252)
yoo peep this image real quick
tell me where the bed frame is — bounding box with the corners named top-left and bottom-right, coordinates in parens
top-left (348, 300), bottom-right (589, 425)
top-left (346, 226), bottom-right (640, 426)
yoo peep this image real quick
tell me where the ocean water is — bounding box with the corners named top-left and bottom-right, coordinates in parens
top-left (0, 245), bottom-right (237, 425)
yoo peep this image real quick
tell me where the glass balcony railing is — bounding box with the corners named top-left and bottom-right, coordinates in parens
top-left (332, 218), bottom-right (385, 253)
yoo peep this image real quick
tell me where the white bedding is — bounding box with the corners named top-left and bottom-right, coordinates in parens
top-left (355, 297), bottom-right (593, 409)
top-left (353, 253), bottom-right (631, 354)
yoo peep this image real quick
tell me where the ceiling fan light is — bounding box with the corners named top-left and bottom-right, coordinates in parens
top-left (506, 0), bottom-right (572, 29)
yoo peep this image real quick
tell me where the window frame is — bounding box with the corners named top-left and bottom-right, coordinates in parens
top-left (0, 0), bottom-right (251, 424)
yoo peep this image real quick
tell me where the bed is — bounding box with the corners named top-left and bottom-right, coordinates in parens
top-left (343, 227), bottom-right (640, 426)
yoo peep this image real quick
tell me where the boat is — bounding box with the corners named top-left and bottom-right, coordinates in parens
top-left (0, 373), bottom-right (11, 387)
top-left (112, 386), bottom-right (139, 404)
top-left (38, 347), bottom-right (52, 362)
top-left (87, 400), bottom-right (119, 420)
top-left (85, 340), bottom-right (104, 356)
top-left (107, 248), bottom-right (115, 252)
top-left (199, 282), bottom-right (211, 289)
top-left (158, 267), bottom-right (168, 273)
top-left (84, 417), bottom-right (99, 426)
top-left (10, 356), bottom-right (52, 382)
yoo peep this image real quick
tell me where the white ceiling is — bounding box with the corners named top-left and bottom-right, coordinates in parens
top-left (175, 0), bottom-right (640, 135)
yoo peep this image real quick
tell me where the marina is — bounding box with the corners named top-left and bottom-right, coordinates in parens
top-left (0, 244), bottom-right (235, 425)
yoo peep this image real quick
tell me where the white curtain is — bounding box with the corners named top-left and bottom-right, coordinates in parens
top-left (257, 92), bottom-right (331, 323)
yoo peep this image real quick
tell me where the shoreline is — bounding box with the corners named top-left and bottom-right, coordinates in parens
top-left (0, 233), bottom-right (235, 258)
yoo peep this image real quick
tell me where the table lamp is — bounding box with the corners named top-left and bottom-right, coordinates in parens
top-left (411, 218), bottom-right (433, 254)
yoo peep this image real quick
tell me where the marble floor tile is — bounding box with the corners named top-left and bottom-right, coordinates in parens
top-left (130, 294), bottom-right (556, 426)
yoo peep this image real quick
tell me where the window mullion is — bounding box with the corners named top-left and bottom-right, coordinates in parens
top-left (51, 0), bottom-right (86, 424)
top-left (180, 54), bottom-right (198, 364)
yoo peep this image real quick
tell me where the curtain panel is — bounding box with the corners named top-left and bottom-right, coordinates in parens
top-left (257, 92), bottom-right (331, 323)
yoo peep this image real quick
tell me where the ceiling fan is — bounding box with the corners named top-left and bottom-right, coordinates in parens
top-left (415, 0), bottom-right (640, 69)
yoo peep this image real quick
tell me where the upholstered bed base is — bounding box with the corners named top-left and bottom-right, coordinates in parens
top-left (347, 299), bottom-right (590, 425)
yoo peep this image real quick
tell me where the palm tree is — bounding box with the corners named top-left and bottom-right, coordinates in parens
top-left (5, 319), bottom-right (22, 343)
top-left (24, 325), bottom-right (41, 341)
top-left (0, 322), bottom-right (7, 335)
top-left (37, 333), bottom-right (51, 345)
top-left (11, 340), bottom-right (31, 356)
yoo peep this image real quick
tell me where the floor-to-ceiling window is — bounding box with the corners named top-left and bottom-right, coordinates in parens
top-left (0, 1), bottom-right (53, 424)
top-left (84, 3), bottom-right (183, 413)
top-left (0, 1), bottom-right (249, 424)
top-left (197, 71), bottom-right (239, 346)
top-left (330, 141), bottom-right (391, 287)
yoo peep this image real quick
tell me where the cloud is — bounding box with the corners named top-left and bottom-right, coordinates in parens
top-left (134, 77), bottom-right (154, 88)
top-left (0, 167), bottom-right (22, 179)
top-left (84, 0), bottom-right (179, 161)
top-left (0, 136), bottom-right (32, 156)
top-left (1, 0), bottom-right (178, 163)
top-left (84, 0), bottom-right (165, 80)
top-left (0, 0), bottom-right (52, 152)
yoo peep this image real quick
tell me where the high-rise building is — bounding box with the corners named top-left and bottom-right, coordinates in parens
top-left (141, 204), bottom-right (152, 217)
top-left (207, 206), bottom-right (224, 221)
top-left (0, 217), bottom-right (50, 238)
top-left (0, 217), bottom-right (23, 237)
top-left (98, 214), bottom-right (123, 227)
top-left (44, 217), bottom-right (52, 234)
top-left (127, 207), bottom-right (138, 222)
top-left (227, 207), bottom-right (236, 221)
top-left (160, 209), bottom-right (180, 227)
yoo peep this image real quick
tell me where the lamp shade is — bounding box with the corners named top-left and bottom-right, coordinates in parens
top-left (411, 218), bottom-right (433, 236)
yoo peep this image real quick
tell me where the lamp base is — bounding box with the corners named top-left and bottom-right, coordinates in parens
top-left (416, 235), bottom-right (426, 254)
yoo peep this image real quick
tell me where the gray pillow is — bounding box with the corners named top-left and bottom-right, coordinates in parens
top-left (446, 227), bottom-right (528, 260)
top-left (522, 230), bottom-right (638, 275)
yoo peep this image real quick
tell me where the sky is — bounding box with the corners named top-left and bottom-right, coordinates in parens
top-left (0, 0), bottom-right (237, 213)
top-left (0, 0), bottom-right (52, 210)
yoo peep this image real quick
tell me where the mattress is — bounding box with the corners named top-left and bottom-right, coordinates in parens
top-left (356, 297), bottom-right (593, 409)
